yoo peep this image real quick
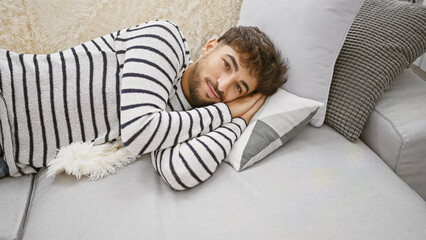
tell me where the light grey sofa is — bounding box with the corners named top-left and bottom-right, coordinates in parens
top-left (1, 67), bottom-right (425, 240)
top-left (1, 0), bottom-right (426, 239)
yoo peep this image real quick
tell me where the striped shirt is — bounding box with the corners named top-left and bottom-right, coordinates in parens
top-left (0, 20), bottom-right (247, 190)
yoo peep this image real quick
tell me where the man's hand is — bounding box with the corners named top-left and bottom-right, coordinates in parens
top-left (240, 95), bottom-right (266, 123)
top-left (226, 93), bottom-right (266, 124)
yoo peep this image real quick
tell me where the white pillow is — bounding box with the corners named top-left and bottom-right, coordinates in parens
top-left (225, 88), bottom-right (323, 171)
top-left (237, 0), bottom-right (364, 127)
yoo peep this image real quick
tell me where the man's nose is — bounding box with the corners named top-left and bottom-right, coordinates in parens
top-left (217, 77), bottom-right (232, 92)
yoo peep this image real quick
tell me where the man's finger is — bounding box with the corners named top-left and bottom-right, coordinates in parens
top-left (241, 96), bottom-right (266, 123)
top-left (227, 93), bottom-right (263, 118)
top-left (250, 95), bottom-right (266, 114)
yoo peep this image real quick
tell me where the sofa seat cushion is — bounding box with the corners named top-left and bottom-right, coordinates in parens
top-left (23, 125), bottom-right (426, 240)
top-left (361, 68), bottom-right (426, 199)
top-left (0, 175), bottom-right (34, 240)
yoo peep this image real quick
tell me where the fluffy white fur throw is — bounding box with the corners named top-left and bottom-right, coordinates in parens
top-left (1, 0), bottom-right (242, 179)
top-left (0, 0), bottom-right (242, 60)
top-left (47, 138), bottom-right (139, 180)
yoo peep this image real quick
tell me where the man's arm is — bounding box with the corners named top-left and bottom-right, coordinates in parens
top-left (152, 118), bottom-right (246, 190)
top-left (152, 95), bottom-right (265, 190)
top-left (116, 20), bottom-right (234, 156)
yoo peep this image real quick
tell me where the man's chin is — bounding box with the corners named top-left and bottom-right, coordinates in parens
top-left (191, 96), bottom-right (217, 108)
top-left (189, 84), bottom-right (219, 107)
top-left (193, 101), bottom-right (214, 108)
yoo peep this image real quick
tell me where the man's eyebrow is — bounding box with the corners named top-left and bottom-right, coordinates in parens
top-left (241, 80), bottom-right (249, 94)
top-left (226, 54), bottom-right (239, 72)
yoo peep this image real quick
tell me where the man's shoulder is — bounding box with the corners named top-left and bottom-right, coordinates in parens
top-left (117, 19), bottom-right (190, 59)
top-left (125, 19), bottom-right (183, 38)
top-left (115, 19), bottom-right (191, 82)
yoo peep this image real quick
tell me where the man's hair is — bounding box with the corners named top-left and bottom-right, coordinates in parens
top-left (218, 26), bottom-right (288, 96)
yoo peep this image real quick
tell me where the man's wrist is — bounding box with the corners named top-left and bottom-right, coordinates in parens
top-left (233, 117), bottom-right (248, 128)
top-left (217, 102), bottom-right (233, 122)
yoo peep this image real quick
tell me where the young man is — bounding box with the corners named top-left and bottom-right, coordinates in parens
top-left (0, 20), bottom-right (287, 190)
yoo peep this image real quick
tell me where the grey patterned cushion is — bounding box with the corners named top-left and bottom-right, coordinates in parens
top-left (325, 0), bottom-right (426, 141)
top-left (225, 89), bottom-right (322, 171)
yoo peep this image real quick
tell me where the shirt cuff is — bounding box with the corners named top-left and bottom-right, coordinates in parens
top-left (215, 102), bottom-right (233, 124)
top-left (232, 117), bottom-right (248, 133)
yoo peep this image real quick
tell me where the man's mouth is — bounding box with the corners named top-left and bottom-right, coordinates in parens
top-left (207, 82), bottom-right (219, 99)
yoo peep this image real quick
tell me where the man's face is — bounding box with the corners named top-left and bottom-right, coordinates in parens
top-left (188, 40), bottom-right (258, 107)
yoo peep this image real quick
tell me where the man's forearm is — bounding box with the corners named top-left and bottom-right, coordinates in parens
top-left (121, 102), bottom-right (232, 156)
top-left (151, 117), bottom-right (247, 190)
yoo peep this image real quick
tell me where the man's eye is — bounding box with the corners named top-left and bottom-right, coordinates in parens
top-left (224, 60), bottom-right (230, 70)
top-left (235, 83), bottom-right (242, 93)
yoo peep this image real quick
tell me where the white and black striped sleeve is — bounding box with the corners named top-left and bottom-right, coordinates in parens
top-left (151, 117), bottom-right (247, 191)
top-left (116, 20), bottom-right (233, 156)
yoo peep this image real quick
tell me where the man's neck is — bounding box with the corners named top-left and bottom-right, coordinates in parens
top-left (181, 62), bottom-right (195, 107)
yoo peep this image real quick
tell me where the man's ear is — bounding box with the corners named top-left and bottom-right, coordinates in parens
top-left (201, 38), bottom-right (218, 56)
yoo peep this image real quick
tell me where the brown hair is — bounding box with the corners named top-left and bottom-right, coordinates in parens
top-left (218, 26), bottom-right (288, 96)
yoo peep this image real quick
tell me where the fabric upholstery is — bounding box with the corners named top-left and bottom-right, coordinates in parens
top-left (22, 125), bottom-right (426, 240)
top-left (326, 0), bottom-right (426, 141)
top-left (0, 175), bottom-right (33, 240)
top-left (361, 68), bottom-right (426, 199)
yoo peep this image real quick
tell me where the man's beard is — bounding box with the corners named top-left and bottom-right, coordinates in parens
top-left (189, 58), bottom-right (224, 107)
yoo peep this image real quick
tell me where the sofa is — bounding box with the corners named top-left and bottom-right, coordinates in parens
top-left (1, 0), bottom-right (426, 239)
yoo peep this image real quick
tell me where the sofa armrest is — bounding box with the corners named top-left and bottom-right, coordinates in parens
top-left (0, 175), bottom-right (34, 240)
top-left (360, 68), bottom-right (426, 199)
